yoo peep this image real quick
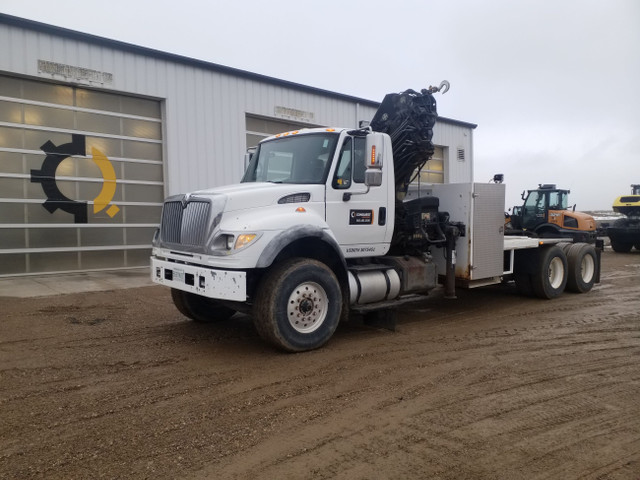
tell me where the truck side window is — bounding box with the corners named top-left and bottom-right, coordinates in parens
top-left (332, 137), bottom-right (353, 189)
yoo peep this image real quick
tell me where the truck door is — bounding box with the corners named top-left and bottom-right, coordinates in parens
top-left (325, 134), bottom-right (390, 254)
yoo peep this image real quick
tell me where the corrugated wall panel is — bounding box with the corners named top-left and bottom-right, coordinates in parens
top-left (433, 121), bottom-right (474, 184)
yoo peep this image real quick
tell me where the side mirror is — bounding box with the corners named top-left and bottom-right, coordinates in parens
top-left (365, 169), bottom-right (382, 187)
top-left (520, 190), bottom-right (526, 200)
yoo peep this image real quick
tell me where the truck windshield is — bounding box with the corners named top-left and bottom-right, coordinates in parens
top-left (242, 133), bottom-right (339, 184)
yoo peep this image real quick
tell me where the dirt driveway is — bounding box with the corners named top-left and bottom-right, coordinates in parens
top-left (1, 250), bottom-right (639, 479)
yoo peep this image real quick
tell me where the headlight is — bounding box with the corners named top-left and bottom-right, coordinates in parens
top-left (234, 234), bottom-right (258, 250)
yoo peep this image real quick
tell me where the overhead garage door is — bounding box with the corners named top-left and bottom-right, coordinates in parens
top-left (416, 146), bottom-right (445, 184)
top-left (0, 74), bottom-right (164, 276)
top-left (246, 114), bottom-right (317, 149)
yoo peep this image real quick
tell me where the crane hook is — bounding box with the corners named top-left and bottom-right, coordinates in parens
top-left (427, 80), bottom-right (450, 95)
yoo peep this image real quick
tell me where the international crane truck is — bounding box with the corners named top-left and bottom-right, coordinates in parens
top-left (151, 86), bottom-right (601, 352)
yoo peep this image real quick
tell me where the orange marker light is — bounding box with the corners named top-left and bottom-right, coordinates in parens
top-left (295, 207), bottom-right (306, 213)
top-left (371, 145), bottom-right (376, 165)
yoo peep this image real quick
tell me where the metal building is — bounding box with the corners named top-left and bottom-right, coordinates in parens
top-left (0, 14), bottom-right (476, 277)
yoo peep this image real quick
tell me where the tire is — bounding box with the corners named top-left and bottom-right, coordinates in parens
top-left (565, 243), bottom-right (597, 293)
top-left (253, 258), bottom-right (341, 352)
top-left (531, 246), bottom-right (568, 299)
top-left (610, 239), bottom-right (633, 253)
top-left (171, 288), bottom-right (236, 323)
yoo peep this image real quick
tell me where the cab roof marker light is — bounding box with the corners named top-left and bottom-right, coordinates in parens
top-left (326, 128), bottom-right (335, 132)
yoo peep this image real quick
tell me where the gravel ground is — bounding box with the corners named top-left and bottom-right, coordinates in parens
top-left (1, 249), bottom-right (639, 479)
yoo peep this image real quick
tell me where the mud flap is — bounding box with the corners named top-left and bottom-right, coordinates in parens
top-left (363, 309), bottom-right (397, 331)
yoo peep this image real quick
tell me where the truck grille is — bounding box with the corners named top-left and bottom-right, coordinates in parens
top-left (161, 200), bottom-right (210, 247)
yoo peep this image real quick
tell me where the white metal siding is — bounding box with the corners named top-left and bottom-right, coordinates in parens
top-left (432, 121), bottom-right (474, 184)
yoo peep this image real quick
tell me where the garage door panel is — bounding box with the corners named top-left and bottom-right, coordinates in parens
top-left (0, 74), bottom-right (165, 276)
top-left (0, 151), bottom-right (22, 173)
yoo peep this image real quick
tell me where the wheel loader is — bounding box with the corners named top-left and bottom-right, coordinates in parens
top-left (606, 184), bottom-right (640, 252)
top-left (506, 184), bottom-right (597, 243)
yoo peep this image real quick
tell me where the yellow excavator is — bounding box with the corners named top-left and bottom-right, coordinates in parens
top-left (506, 184), bottom-right (597, 243)
top-left (606, 184), bottom-right (640, 252)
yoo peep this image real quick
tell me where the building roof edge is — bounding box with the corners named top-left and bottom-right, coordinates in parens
top-left (0, 13), bottom-right (477, 128)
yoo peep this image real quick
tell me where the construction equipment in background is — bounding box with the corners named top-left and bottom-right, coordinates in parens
top-left (606, 184), bottom-right (640, 252)
top-left (506, 184), bottom-right (597, 243)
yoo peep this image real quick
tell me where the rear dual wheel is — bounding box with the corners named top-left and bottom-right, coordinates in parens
top-left (514, 246), bottom-right (567, 299)
top-left (531, 246), bottom-right (568, 299)
top-left (514, 243), bottom-right (597, 299)
top-left (564, 243), bottom-right (598, 293)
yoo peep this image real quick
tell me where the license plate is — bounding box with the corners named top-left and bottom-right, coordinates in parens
top-left (173, 268), bottom-right (185, 283)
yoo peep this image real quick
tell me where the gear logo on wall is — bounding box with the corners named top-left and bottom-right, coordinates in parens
top-left (31, 134), bottom-right (120, 224)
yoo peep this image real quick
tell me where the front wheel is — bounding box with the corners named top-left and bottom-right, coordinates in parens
top-left (253, 258), bottom-right (342, 352)
top-left (171, 288), bottom-right (236, 323)
top-left (531, 246), bottom-right (568, 299)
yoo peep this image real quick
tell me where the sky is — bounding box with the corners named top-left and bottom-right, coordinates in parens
top-left (2, 0), bottom-right (639, 210)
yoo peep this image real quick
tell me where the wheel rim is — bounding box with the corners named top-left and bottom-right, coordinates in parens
top-left (287, 281), bottom-right (328, 334)
top-left (548, 257), bottom-right (565, 289)
top-left (580, 254), bottom-right (595, 282)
